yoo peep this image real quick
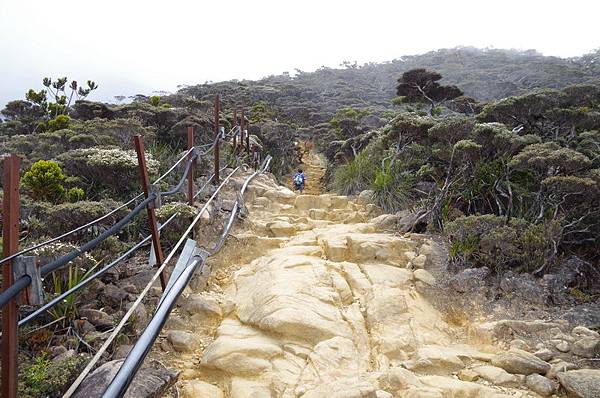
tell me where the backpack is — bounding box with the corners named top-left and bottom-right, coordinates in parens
top-left (293, 173), bottom-right (304, 186)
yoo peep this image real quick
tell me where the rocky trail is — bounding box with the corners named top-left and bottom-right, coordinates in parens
top-left (154, 148), bottom-right (600, 398)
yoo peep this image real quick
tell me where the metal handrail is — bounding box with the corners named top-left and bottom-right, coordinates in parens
top-left (0, 146), bottom-right (197, 268)
top-left (19, 213), bottom-right (179, 327)
top-left (0, 99), bottom-right (263, 398)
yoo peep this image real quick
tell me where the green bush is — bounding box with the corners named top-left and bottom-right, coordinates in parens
top-left (149, 95), bottom-right (161, 106)
top-left (26, 199), bottom-right (128, 241)
top-left (372, 165), bottom-right (412, 212)
top-left (19, 353), bottom-right (86, 398)
top-left (332, 151), bottom-right (375, 195)
top-left (66, 187), bottom-right (85, 202)
top-left (156, 202), bottom-right (197, 245)
top-left (47, 115), bottom-right (71, 132)
top-left (49, 200), bottom-right (127, 237)
top-left (445, 215), bottom-right (560, 272)
top-left (22, 160), bottom-right (65, 201)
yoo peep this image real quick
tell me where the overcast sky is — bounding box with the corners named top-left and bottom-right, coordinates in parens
top-left (1, 0), bottom-right (599, 107)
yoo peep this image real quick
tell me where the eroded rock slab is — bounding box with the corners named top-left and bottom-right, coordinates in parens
top-left (164, 176), bottom-right (594, 398)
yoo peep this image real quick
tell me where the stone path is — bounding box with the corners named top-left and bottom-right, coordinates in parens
top-left (156, 169), bottom-right (598, 397)
top-left (153, 145), bottom-right (600, 398)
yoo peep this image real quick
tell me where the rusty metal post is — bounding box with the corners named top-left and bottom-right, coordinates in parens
top-left (232, 108), bottom-right (237, 153)
top-left (246, 119), bottom-right (250, 155)
top-left (213, 95), bottom-right (220, 184)
top-left (240, 109), bottom-right (245, 152)
top-left (2, 154), bottom-right (20, 398)
top-left (133, 136), bottom-right (167, 290)
top-left (187, 126), bottom-right (195, 206)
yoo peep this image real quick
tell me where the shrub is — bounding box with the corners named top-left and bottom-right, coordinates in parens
top-left (22, 160), bottom-right (65, 201)
top-left (57, 147), bottom-right (159, 198)
top-left (71, 118), bottom-right (156, 148)
top-left (446, 215), bottom-right (560, 272)
top-left (19, 353), bottom-right (86, 398)
top-left (392, 96), bottom-right (405, 106)
top-left (149, 96), bottom-right (161, 106)
top-left (509, 142), bottom-right (591, 174)
top-left (47, 114), bottom-right (71, 131)
top-left (156, 202), bottom-right (197, 245)
top-left (31, 242), bottom-right (97, 271)
top-left (26, 199), bottom-right (128, 241)
top-left (66, 187), bottom-right (85, 202)
top-left (372, 165), bottom-right (412, 212)
top-left (50, 200), bottom-right (128, 237)
top-left (332, 151), bottom-right (375, 195)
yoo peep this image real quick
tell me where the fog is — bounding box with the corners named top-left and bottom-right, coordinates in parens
top-left (1, 0), bottom-right (598, 107)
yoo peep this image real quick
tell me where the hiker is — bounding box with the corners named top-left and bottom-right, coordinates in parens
top-left (293, 168), bottom-right (305, 193)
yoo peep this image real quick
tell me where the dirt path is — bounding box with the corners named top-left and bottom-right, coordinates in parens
top-left (287, 142), bottom-right (326, 195)
top-left (157, 162), bottom-right (567, 397)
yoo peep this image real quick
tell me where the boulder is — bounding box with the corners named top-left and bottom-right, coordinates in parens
top-left (491, 349), bottom-right (551, 375)
top-left (49, 345), bottom-right (67, 358)
top-left (125, 302), bottom-right (148, 335)
top-left (266, 221), bottom-right (296, 237)
top-left (557, 369), bottom-right (600, 398)
top-left (572, 326), bottom-right (600, 339)
top-left (167, 330), bottom-right (199, 353)
top-left (411, 254), bottom-right (427, 269)
top-left (525, 374), bottom-right (555, 397)
top-left (113, 344), bottom-right (133, 360)
top-left (554, 340), bottom-right (570, 353)
top-left (509, 339), bottom-right (530, 351)
top-left (457, 369), bottom-right (480, 382)
top-left (74, 319), bottom-right (97, 335)
top-left (101, 284), bottom-right (129, 307)
top-left (183, 294), bottom-right (222, 318)
top-left (358, 190), bottom-right (374, 205)
top-left (405, 346), bottom-right (465, 374)
top-left (533, 348), bottom-right (554, 362)
top-left (472, 365), bottom-right (521, 387)
top-left (499, 272), bottom-right (547, 305)
top-left (446, 267), bottom-right (490, 293)
top-left (181, 380), bottom-right (224, 398)
top-left (377, 367), bottom-right (422, 391)
top-left (301, 380), bottom-right (377, 398)
top-left (52, 349), bottom-right (77, 363)
top-left (413, 269), bottom-right (435, 286)
top-left (71, 359), bottom-right (178, 398)
top-left (79, 309), bottom-right (114, 330)
top-left (571, 337), bottom-right (600, 358)
top-left (547, 361), bottom-right (579, 379)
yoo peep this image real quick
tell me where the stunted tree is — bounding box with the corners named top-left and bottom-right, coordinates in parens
top-left (27, 77), bottom-right (98, 119)
top-left (396, 69), bottom-right (463, 115)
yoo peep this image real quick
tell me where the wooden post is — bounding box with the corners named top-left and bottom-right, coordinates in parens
top-left (133, 136), bottom-right (167, 290)
top-left (213, 95), bottom-right (220, 184)
top-left (2, 154), bottom-right (20, 398)
top-left (187, 126), bottom-right (195, 206)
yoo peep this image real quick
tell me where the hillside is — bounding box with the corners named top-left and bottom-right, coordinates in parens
top-left (175, 47), bottom-right (600, 126)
